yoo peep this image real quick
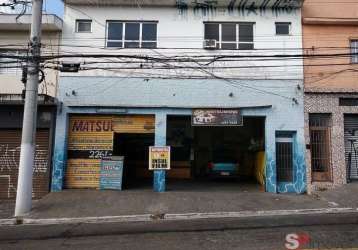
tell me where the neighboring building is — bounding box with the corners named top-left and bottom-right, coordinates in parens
top-left (52, 0), bottom-right (306, 194)
top-left (303, 0), bottom-right (358, 193)
top-left (0, 14), bottom-right (62, 199)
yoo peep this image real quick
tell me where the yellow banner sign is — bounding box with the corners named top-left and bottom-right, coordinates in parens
top-left (149, 146), bottom-right (171, 170)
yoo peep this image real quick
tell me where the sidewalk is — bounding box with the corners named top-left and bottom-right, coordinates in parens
top-left (1, 181), bottom-right (357, 221)
top-left (0, 182), bottom-right (357, 241)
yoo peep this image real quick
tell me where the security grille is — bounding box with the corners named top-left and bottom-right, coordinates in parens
top-left (309, 114), bottom-right (332, 181)
top-left (344, 115), bottom-right (358, 181)
top-left (351, 40), bottom-right (358, 64)
top-left (276, 133), bottom-right (293, 182)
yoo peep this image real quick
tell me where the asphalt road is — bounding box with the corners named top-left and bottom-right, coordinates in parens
top-left (0, 223), bottom-right (357, 250)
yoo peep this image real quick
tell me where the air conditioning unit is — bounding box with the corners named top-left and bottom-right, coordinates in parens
top-left (203, 39), bottom-right (217, 49)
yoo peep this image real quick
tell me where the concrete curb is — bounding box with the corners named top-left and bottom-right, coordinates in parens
top-left (1, 207), bottom-right (357, 226)
top-left (0, 219), bottom-right (16, 226)
top-left (164, 207), bottom-right (358, 221)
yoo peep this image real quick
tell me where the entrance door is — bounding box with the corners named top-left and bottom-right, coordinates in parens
top-left (344, 115), bottom-right (358, 181)
top-left (275, 132), bottom-right (294, 183)
top-left (113, 133), bottom-right (155, 189)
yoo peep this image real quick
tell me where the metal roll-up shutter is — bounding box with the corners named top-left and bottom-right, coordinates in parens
top-left (112, 115), bottom-right (155, 134)
top-left (65, 115), bottom-right (156, 189)
top-left (33, 130), bottom-right (51, 198)
top-left (344, 115), bottom-right (358, 180)
top-left (0, 129), bottom-right (50, 200)
top-left (65, 116), bottom-right (113, 189)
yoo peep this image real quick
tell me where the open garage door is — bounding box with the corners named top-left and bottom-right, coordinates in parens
top-left (167, 115), bottom-right (266, 190)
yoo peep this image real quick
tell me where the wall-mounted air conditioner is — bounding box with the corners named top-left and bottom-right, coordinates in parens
top-left (203, 39), bottom-right (217, 49)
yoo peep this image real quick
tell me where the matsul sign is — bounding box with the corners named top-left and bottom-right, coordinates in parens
top-left (192, 109), bottom-right (243, 126)
top-left (149, 146), bottom-right (171, 170)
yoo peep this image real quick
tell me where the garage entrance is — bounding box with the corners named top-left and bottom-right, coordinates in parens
top-left (65, 115), bottom-right (155, 190)
top-left (113, 133), bottom-right (154, 189)
top-left (166, 115), bottom-right (266, 190)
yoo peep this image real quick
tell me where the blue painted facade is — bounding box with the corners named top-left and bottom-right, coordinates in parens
top-left (51, 77), bottom-right (306, 193)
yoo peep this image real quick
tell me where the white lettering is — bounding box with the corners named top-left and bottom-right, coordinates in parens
top-left (285, 233), bottom-right (300, 250)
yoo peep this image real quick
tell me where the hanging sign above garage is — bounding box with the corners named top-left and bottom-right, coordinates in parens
top-left (192, 109), bottom-right (243, 126)
top-left (149, 146), bottom-right (171, 170)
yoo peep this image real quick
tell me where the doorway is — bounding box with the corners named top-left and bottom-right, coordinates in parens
top-left (166, 115), bottom-right (266, 190)
top-left (112, 133), bottom-right (155, 189)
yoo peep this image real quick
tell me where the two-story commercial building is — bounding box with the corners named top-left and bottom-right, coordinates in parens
top-left (0, 14), bottom-right (62, 199)
top-left (303, 0), bottom-right (358, 193)
top-left (51, 0), bottom-right (306, 194)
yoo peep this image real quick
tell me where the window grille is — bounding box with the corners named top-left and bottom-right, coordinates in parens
top-left (276, 132), bottom-right (294, 182)
top-left (351, 40), bottom-right (358, 64)
top-left (309, 114), bottom-right (332, 181)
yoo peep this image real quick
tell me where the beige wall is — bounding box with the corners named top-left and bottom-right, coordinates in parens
top-left (0, 30), bottom-right (61, 97)
top-left (303, 0), bottom-right (358, 19)
top-left (302, 0), bottom-right (358, 92)
top-left (303, 0), bottom-right (358, 193)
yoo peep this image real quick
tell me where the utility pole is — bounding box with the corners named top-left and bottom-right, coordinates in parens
top-left (15, 0), bottom-right (43, 217)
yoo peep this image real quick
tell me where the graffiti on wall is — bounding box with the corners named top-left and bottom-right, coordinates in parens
top-left (0, 144), bottom-right (48, 173)
top-left (0, 175), bottom-right (15, 199)
top-left (265, 134), bottom-right (306, 194)
top-left (176, 0), bottom-right (299, 17)
top-left (0, 143), bottom-right (49, 199)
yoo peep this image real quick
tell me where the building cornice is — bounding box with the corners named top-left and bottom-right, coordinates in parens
top-left (63, 0), bottom-right (304, 8)
top-left (303, 17), bottom-right (358, 25)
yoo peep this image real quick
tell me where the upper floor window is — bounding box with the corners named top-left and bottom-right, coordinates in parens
top-left (351, 40), bottom-right (358, 64)
top-left (275, 22), bottom-right (291, 35)
top-left (106, 21), bottom-right (157, 49)
top-left (204, 22), bottom-right (254, 50)
top-left (76, 19), bottom-right (92, 33)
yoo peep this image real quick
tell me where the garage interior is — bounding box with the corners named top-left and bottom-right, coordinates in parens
top-left (166, 115), bottom-right (266, 190)
top-left (112, 133), bottom-right (154, 189)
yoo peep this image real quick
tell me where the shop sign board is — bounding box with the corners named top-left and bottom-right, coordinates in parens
top-left (100, 159), bottom-right (124, 190)
top-left (149, 146), bottom-right (171, 170)
top-left (192, 109), bottom-right (243, 126)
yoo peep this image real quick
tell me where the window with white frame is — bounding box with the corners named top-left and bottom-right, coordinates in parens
top-left (76, 19), bottom-right (92, 33)
top-left (275, 22), bottom-right (291, 35)
top-left (0, 50), bottom-right (25, 75)
top-left (106, 21), bottom-right (157, 48)
top-left (351, 40), bottom-right (358, 64)
top-left (204, 22), bottom-right (254, 50)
